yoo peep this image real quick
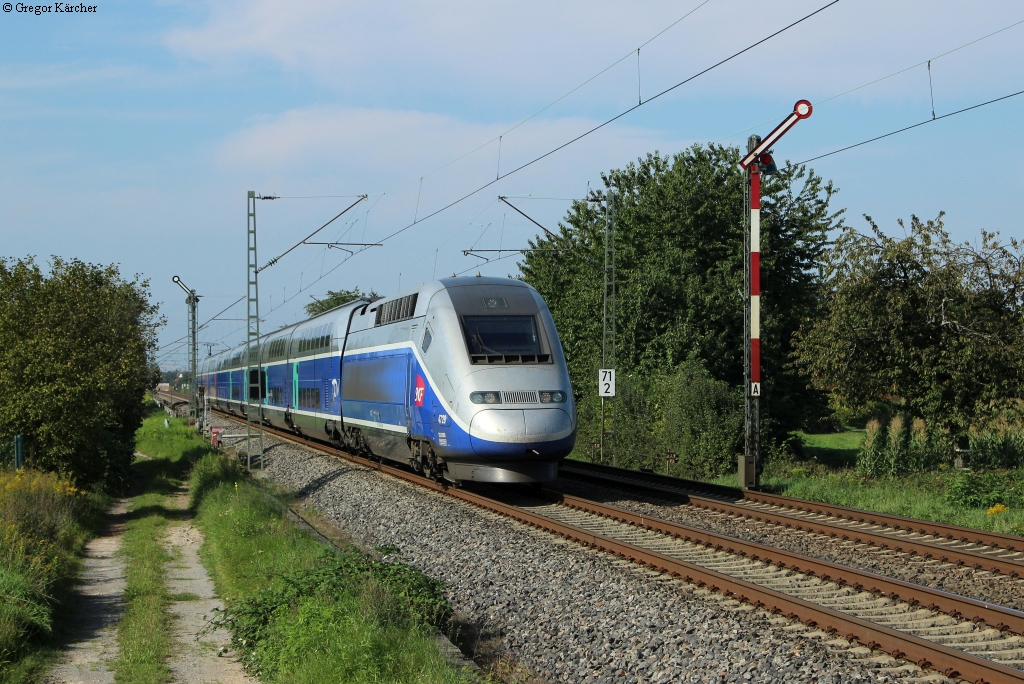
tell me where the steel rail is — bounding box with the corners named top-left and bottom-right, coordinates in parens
top-left (203, 410), bottom-right (1024, 683)
top-left (560, 460), bottom-right (1024, 576)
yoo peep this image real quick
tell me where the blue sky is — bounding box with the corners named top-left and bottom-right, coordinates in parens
top-left (2, 0), bottom-right (1022, 368)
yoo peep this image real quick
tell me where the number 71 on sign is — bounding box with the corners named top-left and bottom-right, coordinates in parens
top-left (599, 369), bottom-right (616, 397)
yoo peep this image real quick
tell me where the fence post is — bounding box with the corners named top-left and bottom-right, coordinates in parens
top-left (14, 435), bottom-right (24, 470)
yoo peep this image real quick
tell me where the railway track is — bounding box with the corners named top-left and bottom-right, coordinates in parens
top-left (559, 460), bottom-right (1024, 579)
top-left (194, 406), bottom-right (1024, 684)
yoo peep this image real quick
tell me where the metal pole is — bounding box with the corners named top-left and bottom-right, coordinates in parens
top-left (741, 135), bottom-right (761, 489)
top-left (13, 435), bottom-right (23, 470)
top-left (601, 193), bottom-right (617, 467)
top-left (173, 276), bottom-right (200, 429)
top-left (188, 291), bottom-right (198, 427)
top-left (246, 191), bottom-right (264, 470)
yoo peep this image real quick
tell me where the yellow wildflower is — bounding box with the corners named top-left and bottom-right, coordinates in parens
top-left (987, 503), bottom-right (1010, 515)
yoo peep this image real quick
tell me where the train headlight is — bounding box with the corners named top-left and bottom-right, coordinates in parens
top-left (539, 391), bottom-right (567, 404)
top-left (470, 391), bottom-right (502, 404)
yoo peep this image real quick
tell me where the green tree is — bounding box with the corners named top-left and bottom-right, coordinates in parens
top-left (0, 257), bottom-right (161, 490)
top-left (521, 145), bottom-right (841, 446)
top-left (793, 214), bottom-right (1024, 436)
top-left (304, 286), bottom-right (379, 318)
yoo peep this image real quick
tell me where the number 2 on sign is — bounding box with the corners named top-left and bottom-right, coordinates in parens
top-left (599, 369), bottom-right (615, 397)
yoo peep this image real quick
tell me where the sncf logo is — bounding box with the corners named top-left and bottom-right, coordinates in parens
top-left (414, 374), bottom-right (425, 407)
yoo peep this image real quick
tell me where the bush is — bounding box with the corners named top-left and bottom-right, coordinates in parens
top-left (967, 416), bottom-right (1024, 470)
top-left (658, 361), bottom-right (743, 479)
top-left (0, 257), bottom-right (161, 492)
top-left (944, 470), bottom-right (1024, 509)
top-left (0, 469), bottom-right (100, 668)
top-left (574, 359), bottom-right (743, 480)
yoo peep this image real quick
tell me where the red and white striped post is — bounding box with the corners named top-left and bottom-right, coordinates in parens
top-left (738, 100), bottom-right (812, 489)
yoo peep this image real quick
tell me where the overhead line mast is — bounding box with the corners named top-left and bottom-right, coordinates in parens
top-left (246, 191), bottom-right (264, 470)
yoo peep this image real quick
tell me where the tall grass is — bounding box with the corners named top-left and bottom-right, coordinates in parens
top-left (0, 469), bottom-right (105, 681)
top-left (190, 452), bottom-right (467, 683)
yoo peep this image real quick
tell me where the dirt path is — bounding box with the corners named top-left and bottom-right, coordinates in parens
top-left (45, 499), bottom-right (129, 684)
top-left (162, 490), bottom-right (254, 684)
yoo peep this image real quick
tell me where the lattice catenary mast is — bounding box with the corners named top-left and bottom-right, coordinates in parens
top-left (245, 191), bottom-right (264, 469)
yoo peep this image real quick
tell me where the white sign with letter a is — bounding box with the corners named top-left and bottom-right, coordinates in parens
top-left (599, 369), bottom-right (616, 397)
top-left (750, 382), bottom-right (761, 397)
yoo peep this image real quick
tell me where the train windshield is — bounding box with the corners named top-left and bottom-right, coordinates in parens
top-left (463, 316), bottom-right (541, 355)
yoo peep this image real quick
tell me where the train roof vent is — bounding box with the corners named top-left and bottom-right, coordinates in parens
top-left (502, 391), bottom-right (539, 404)
top-left (374, 293), bottom-right (418, 326)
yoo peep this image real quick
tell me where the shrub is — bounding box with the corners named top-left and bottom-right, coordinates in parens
top-left (944, 470), bottom-right (1024, 509)
top-left (658, 361), bottom-right (743, 479)
top-left (573, 359), bottom-right (742, 479)
top-left (0, 469), bottom-right (97, 667)
top-left (967, 415), bottom-right (1024, 470)
top-left (212, 546), bottom-right (455, 681)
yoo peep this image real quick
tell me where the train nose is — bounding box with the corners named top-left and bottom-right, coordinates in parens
top-left (469, 408), bottom-right (573, 455)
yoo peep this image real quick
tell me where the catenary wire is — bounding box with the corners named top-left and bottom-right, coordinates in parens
top-left (791, 86), bottom-right (1024, 166)
top-left (374, 1), bottom-right (840, 245)
top-left (368, 0), bottom-right (715, 198)
top-left (712, 16), bottom-right (1024, 145)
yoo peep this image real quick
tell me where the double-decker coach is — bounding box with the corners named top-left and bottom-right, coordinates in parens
top-left (199, 276), bottom-right (576, 483)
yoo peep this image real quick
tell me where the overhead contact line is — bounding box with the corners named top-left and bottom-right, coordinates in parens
top-left (376, 0), bottom-right (841, 245)
top-left (792, 87), bottom-right (1024, 166)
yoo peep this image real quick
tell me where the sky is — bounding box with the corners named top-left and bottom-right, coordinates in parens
top-left (2, 0), bottom-right (1023, 369)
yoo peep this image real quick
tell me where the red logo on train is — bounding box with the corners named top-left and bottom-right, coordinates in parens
top-left (414, 374), bottom-right (425, 406)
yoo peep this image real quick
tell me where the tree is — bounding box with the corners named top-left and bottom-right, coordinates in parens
top-left (520, 145), bottom-right (842, 446)
top-left (304, 286), bottom-right (379, 318)
top-left (793, 214), bottom-right (1024, 435)
top-left (0, 257), bottom-right (162, 490)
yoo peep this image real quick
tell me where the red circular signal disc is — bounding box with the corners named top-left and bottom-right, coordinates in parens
top-left (794, 100), bottom-right (813, 119)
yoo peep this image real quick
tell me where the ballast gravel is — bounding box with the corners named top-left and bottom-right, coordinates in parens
top-left (207, 420), bottom-right (940, 684)
top-left (552, 476), bottom-right (1024, 613)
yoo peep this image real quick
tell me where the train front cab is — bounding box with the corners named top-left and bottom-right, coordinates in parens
top-left (414, 278), bottom-right (576, 483)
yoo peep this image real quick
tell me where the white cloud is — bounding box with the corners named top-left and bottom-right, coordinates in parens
top-left (216, 105), bottom-right (685, 188)
top-left (168, 0), bottom-right (1024, 104)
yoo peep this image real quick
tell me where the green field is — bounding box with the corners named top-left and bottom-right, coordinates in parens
top-left (709, 429), bottom-right (1024, 536)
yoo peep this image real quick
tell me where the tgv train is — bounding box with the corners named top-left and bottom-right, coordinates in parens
top-left (198, 277), bottom-right (576, 483)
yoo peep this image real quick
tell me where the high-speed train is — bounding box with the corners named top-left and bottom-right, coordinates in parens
top-left (198, 277), bottom-right (576, 483)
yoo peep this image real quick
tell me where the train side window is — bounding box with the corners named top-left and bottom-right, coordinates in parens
top-left (421, 327), bottom-right (432, 353)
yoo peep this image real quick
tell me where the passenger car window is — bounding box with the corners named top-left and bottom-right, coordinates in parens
top-left (463, 316), bottom-right (541, 355)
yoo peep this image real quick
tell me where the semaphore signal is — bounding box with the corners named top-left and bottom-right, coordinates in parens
top-left (739, 100), bottom-right (812, 491)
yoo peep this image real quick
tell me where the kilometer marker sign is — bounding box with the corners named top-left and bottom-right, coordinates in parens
top-left (599, 369), bottom-right (615, 397)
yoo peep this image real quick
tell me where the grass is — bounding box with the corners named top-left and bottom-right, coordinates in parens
top-left (113, 412), bottom-right (219, 684)
top-left (706, 429), bottom-right (1024, 536)
top-left (0, 470), bottom-right (108, 683)
top-left (125, 417), bottom-right (470, 683)
top-left (188, 452), bottom-right (469, 683)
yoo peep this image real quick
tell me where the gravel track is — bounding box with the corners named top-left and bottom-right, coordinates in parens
top-left (211, 418), bottom-right (953, 683)
top-left (552, 476), bottom-right (1024, 613)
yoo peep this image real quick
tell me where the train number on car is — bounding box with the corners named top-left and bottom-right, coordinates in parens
top-left (437, 414), bottom-right (448, 425)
